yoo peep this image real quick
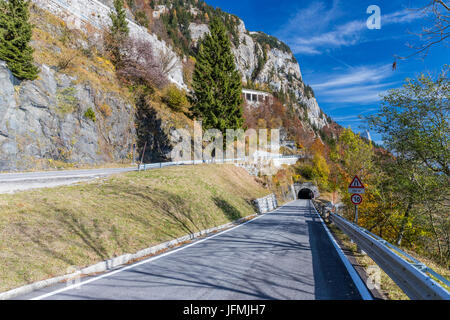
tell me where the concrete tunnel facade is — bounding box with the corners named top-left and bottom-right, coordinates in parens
top-left (293, 183), bottom-right (320, 200)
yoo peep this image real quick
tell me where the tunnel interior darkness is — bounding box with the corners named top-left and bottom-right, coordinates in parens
top-left (298, 188), bottom-right (314, 200)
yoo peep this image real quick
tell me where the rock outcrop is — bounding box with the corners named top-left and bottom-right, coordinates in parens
top-left (0, 61), bottom-right (135, 171)
top-left (31, 0), bottom-right (186, 88)
top-left (188, 18), bottom-right (328, 130)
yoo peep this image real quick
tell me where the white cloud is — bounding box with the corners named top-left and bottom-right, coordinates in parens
top-left (310, 64), bottom-right (397, 104)
top-left (277, 4), bottom-right (424, 55)
top-left (311, 65), bottom-right (392, 89)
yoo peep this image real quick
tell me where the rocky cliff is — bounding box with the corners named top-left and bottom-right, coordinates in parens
top-left (0, 60), bottom-right (135, 171)
top-left (189, 18), bottom-right (328, 130)
top-left (0, 0), bottom-right (333, 171)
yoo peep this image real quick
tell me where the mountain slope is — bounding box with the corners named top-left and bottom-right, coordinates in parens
top-left (0, 0), bottom-right (338, 170)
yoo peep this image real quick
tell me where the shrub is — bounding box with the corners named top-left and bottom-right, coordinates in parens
top-left (84, 107), bottom-right (96, 122)
top-left (99, 103), bottom-right (112, 117)
top-left (297, 164), bottom-right (314, 180)
top-left (135, 10), bottom-right (149, 28)
top-left (116, 38), bottom-right (168, 89)
top-left (163, 85), bottom-right (189, 112)
top-left (57, 52), bottom-right (78, 71)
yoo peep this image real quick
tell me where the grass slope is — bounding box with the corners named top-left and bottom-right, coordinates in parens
top-left (0, 165), bottom-right (268, 292)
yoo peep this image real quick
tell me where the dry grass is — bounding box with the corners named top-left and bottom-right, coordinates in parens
top-left (327, 223), bottom-right (410, 300)
top-left (0, 165), bottom-right (268, 293)
top-left (29, 5), bottom-right (131, 103)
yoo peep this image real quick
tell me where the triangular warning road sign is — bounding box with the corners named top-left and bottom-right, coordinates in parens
top-left (349, 176), bottom-right (364, 189)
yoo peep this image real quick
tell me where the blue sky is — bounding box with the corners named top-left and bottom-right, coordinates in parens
top-left (206, 0), bottom-right (449, 144)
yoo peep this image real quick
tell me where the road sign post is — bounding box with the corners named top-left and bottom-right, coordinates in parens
top-left (351, 193), bottom-right (363, 224)
top-left (348, 176), bottom-right (366, 254)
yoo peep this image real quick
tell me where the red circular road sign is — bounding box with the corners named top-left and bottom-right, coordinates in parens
top-left (351, 194), bottom-right (363, 205)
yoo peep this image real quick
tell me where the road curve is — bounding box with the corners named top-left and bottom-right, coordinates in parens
top-left (17, 200), bottom-right (362, 300)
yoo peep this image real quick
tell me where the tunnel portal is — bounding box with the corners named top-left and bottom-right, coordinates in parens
top-left (298, 188), bottom-right (315, 200)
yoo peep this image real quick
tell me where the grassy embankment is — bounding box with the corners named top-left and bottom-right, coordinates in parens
top-left (0, 165), bottom-right (268, 293)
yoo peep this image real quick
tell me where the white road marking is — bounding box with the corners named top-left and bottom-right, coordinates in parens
top-left (30, 204), bottom-right (293, 300)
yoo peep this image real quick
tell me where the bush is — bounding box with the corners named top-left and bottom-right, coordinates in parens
top-left (163, 85), bottom-right (189, 112)
top-left (116, 38), bottom-right (168, 89)
top-left (84, 108), bottom-right (96, 122)
top-left (297, 164), bottom-right (314, 180)
top-left (57, 52), bottom-right (78, 71)
top-left (99, 103), bottom-right (112, 117)
top-left (135, 10), bottom-right (149, 28)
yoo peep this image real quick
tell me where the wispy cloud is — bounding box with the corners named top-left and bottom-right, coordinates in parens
top-left (311, 65), bottom-right (392, 89)
top-left (332, 115), bottom-right (363, 122)
top-left (310, 64), bottom-right (396, 104)
top-left (277, 3), bottom-right (424, 55)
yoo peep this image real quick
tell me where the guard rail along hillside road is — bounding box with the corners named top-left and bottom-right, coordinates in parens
top-left (138, 155), bottom-right (302, 171)
top-left (313, 201), bottom-right (450, 300)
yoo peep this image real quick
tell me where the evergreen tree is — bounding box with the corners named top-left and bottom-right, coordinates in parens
top-left (110, 0), bottom-right (129, 37)
top-left (0, 0), bottom-right (39, 80)
top-left (107, 0), bottom-right (129, 65)
top-left (191, 17), bottom-right (243, 132)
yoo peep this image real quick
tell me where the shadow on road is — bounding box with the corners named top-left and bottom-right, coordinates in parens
top-left (33, 201), bottom-right (363, 300)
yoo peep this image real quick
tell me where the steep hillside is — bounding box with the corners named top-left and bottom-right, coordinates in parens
top-left (147, 0), bottom-right (329, 131)
top-left (0, 164), bottom-right (268, 292)
top-left (0, 0), bottom-right (339, 171)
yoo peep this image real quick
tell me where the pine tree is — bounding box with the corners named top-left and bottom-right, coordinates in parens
top-left (0, 0), bottom-right (39, 80)
top-left (107, 0), bottom-right (129, 65)
top-left (191, 17), bottom-right (243, 133)
top-left (110, 0), bottom-right (129, 37)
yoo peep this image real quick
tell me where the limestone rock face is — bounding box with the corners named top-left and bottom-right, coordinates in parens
top-left (189, 18), bottom-right (328, 131)
top-left (188, 23), bottom-right (210, 47)
top-left (0, 61), bottom-right (135, 171)
top-left (0, 0), bottom-right (331, 171)
top-left (31, 0), bottom-right (186, 89)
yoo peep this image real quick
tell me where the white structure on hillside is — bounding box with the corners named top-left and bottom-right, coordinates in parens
top-left (242, 89), bottom-right (273, 106)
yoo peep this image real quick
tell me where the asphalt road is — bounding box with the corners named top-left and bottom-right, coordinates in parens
top-left (0, 167), bottom-right (136, 194)
top-left (18, 200), bottom-right (362, 300)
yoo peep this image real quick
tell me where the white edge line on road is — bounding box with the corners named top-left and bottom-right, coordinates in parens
top-left (309, 201), bottom-right (373, 300)
top-left (30, 205), bottom-right (289, 300)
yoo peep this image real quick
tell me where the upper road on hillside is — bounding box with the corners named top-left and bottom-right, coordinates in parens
top-left (17, 200), bottom-right (363, 300)
top-left (0, 167), bottom-right (136, 194)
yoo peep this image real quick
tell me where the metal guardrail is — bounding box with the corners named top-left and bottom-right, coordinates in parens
top-left (313, 202), bottom-right (449, 300)
top-left (138, 155), bottom-right (302, 171)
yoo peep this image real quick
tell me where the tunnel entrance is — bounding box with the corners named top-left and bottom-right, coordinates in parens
top-left (298, 188), bottom-right (314, 200)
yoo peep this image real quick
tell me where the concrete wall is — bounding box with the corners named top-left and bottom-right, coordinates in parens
top-left (253, 194), bottom-right (278, 214)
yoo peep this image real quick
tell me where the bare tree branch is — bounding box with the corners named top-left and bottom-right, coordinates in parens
top-left (394, 0), bottom-right (449, 66)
